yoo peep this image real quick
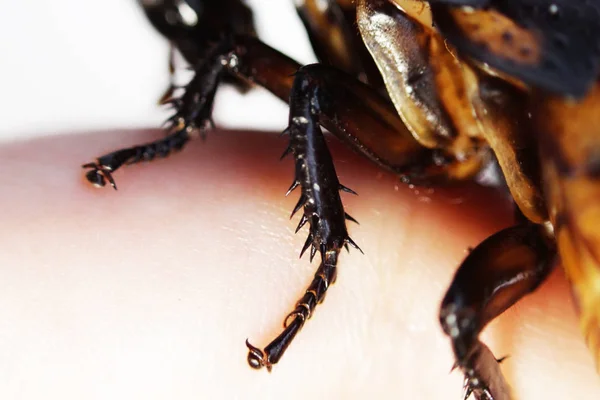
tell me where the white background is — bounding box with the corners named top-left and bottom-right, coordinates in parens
top-left (0, 0), bottom-right (317, 142)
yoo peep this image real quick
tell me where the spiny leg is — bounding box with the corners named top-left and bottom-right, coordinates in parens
top-left (240, 61), bottom-right (492, 370)
top-left (440, 223), bottom-right (557, 400)
top-left (246, 67), bottom-right (362, 371)
top-left (82, 39), bottom-right (230, 189)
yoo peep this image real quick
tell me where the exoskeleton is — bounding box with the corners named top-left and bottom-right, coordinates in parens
top-left (83, 1), bottom-right (600, 398)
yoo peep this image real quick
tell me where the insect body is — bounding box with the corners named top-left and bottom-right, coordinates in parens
top-left (83, 1), bottom-right (600, 398)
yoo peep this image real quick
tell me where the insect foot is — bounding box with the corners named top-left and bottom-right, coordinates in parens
top-left (81, 128), bottom-right (190, 191)
top-left (245, 258), bottom-right (338, 372)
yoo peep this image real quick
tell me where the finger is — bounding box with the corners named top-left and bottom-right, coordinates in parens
top-left (0, 129), bottom-right (597, 399)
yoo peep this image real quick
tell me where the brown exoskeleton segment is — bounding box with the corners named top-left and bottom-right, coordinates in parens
top-left (440, 223), bottom-right (556, 399)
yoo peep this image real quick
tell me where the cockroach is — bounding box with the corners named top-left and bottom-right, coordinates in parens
top-left (83, 1), bottom-right (600, 398)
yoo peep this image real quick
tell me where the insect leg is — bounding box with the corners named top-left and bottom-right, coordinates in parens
top-left (243, 60), bottom-right (488, 370)
top-left (440, 223), bottom-right (556, 400)
top-left (82, 40), bottom-right (229, 189)
top-left (246, 66), bottom-right (361, 370)
top-left (246, 258), bottom-right (339, 371)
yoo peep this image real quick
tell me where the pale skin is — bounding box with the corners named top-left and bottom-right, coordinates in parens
top-left (0, 129), bottom-right (598, 399)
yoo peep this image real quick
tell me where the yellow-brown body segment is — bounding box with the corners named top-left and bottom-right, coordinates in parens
top-left (359, 0), bottom-right (600, 376)
top-left (535, 82), bottom-right (600, 370)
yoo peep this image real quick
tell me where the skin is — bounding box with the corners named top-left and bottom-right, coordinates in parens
top-left (0, 129), bottom-right (598, 399)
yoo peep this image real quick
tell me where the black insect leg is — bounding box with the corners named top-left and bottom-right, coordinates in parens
top-left (235, 60), bottom-right (489, 371)
top-left (82, 40), bottom-right (230, 189)
top-left (246, 68), bottom-right (361, 371)
top-left (81, 125), bottom-right (195, 189)
top-left (440, 223), bottom-right (557, 400)
top-left (246, 259), bottom-right (338, 371)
